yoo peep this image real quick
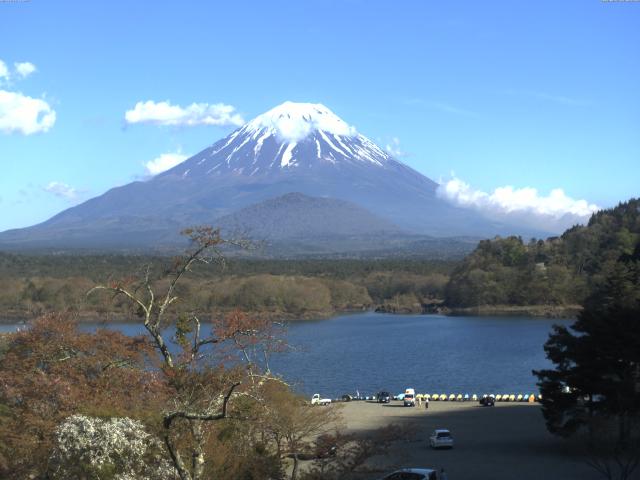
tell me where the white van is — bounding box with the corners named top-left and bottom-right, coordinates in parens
top-left (404, 388), bottom-right (416, 406)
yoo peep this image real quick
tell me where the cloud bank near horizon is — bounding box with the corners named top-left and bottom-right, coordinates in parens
top-left (437, 176), bottom-right (600, 233)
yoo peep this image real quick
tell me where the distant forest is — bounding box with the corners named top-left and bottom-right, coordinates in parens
top-left (0, 255), bottom-right (454, 320)
top-left (1, 198), bottom-right (638, 320)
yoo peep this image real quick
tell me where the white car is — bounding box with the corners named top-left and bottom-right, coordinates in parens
top-left (379, 468), bottom-right (437, 480)
top-left (429, 429), bottom-right (454, 449)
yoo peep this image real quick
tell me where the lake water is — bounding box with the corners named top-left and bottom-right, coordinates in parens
top-left (0, 313), bottom-right (571, 398)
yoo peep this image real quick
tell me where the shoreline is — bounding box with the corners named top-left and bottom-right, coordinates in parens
top-left (0, 304), bottom-right (581, 325)
top-left (444, 304), bottom-right (581, 319)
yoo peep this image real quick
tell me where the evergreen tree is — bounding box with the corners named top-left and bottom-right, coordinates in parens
top-left (534, 243), bottom-right (640, 446)
top-left (534, 244), bottom-right (640, 479)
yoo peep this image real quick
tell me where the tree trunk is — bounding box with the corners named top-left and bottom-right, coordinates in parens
top-left (290, 453), bottom-right (299, 480)
top-left (191, 421), bottom-right (206, 480)
top-left (164, 432), bottom-right (192, 480)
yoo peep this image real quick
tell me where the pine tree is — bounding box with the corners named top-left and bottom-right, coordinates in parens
top-left (534, 244), bottom-right (640, 479)
top-left (534, 244), bottom-right (640, 442)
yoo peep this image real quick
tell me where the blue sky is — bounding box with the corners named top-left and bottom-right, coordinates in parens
top-left (1, 0), bottom-right (639, 232)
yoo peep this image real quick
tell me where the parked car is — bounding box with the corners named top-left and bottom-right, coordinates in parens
top-left (479, 395), bottom-right (495, 407)
top-left (379, 468), bottom-right (438, 480)
top-left (429, 429), bottom-right (454, 449)
top-left (377, 391), bottom-right (391, 403)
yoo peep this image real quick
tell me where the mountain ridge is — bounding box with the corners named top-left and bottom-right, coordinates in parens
top-left (215, 192), bottom-right (404, 240)
top-left (0, 101), bottom-right (549, 252)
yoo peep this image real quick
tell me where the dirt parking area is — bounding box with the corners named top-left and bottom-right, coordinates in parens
top-left (331, 400), bottom-right (600, 480)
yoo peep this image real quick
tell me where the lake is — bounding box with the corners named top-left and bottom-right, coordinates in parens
top-left (0, 313), bottom-right (571, 398)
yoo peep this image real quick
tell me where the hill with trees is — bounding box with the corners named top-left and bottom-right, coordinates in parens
top-left (445, 198), bottom-right (640, 313)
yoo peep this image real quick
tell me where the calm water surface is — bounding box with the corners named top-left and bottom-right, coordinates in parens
top-left (1, 313), bottom-right (571, 398)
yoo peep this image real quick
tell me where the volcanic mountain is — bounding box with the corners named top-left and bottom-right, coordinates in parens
top-left (0, 102), bottom-right (518, 252)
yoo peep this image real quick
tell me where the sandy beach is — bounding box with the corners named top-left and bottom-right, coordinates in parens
top-left (324, 400), bottom-right (600, 480)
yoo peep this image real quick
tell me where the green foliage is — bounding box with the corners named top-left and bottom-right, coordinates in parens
top-left (534, 241), bottom-right (640, 449)
top-left (174, 314), bottom-right (193, 349)
top-left (446, 199), bottom-right (640, 308)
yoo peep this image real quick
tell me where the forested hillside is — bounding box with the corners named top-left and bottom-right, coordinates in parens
top-left (445, 199), bottom-right (640, 309)
top-left (0, 255), bottom-right (453, 320)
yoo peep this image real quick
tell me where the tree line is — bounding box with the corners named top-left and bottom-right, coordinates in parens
top-left (0, 255), bottom-right (453, 320)
top-left (445, 199), bottom-right (640, 309)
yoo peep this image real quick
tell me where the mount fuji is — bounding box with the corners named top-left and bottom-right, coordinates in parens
top-left (0, 102), bottom-right (530, 253)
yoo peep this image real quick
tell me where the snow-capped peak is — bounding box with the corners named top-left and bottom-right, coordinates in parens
top-left (245, 101), bottom-right (357, 142)
top-left (166, 101), bottom-right (402, 179)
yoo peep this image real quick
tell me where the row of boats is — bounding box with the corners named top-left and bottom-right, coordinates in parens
top-left (402, 393), bottom-right (541, 402)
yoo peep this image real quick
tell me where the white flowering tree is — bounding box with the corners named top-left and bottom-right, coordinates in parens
top-left (51, 415), bottom-right (177, 480)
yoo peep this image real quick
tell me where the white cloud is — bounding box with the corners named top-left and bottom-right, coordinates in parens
top-left (14, 62), bottom-right (36, 78)
top-left (43, 181), bottom-right (78, 200)
top-left (0, 60), bottom-right (8, 80)
top-left (437, 175), bottom-right (600, 232)
top-left (125, 100), bottom-right (244, 127)
top-left (385, 137), bottom-right (406, 157)
top-left (144, 150), bottom-right (189, 176)
top-left (0, 90), bottom-right (56, 135)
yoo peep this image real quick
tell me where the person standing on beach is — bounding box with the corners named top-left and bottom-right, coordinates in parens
top-left (417, 394), bottom-right (422, 408)
top-left (425, 396), bottom-right (429, 409)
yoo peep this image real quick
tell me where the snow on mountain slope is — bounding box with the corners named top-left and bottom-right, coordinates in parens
top-left (160, 102), bottom-right (406, 177)
top-left (247, 101), bottom-right (356, 141)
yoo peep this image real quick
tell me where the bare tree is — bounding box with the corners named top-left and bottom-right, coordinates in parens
top-left (258, 382), bottom-right (342, 480)
top-left (89, 227), bottom-right (285, 480)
